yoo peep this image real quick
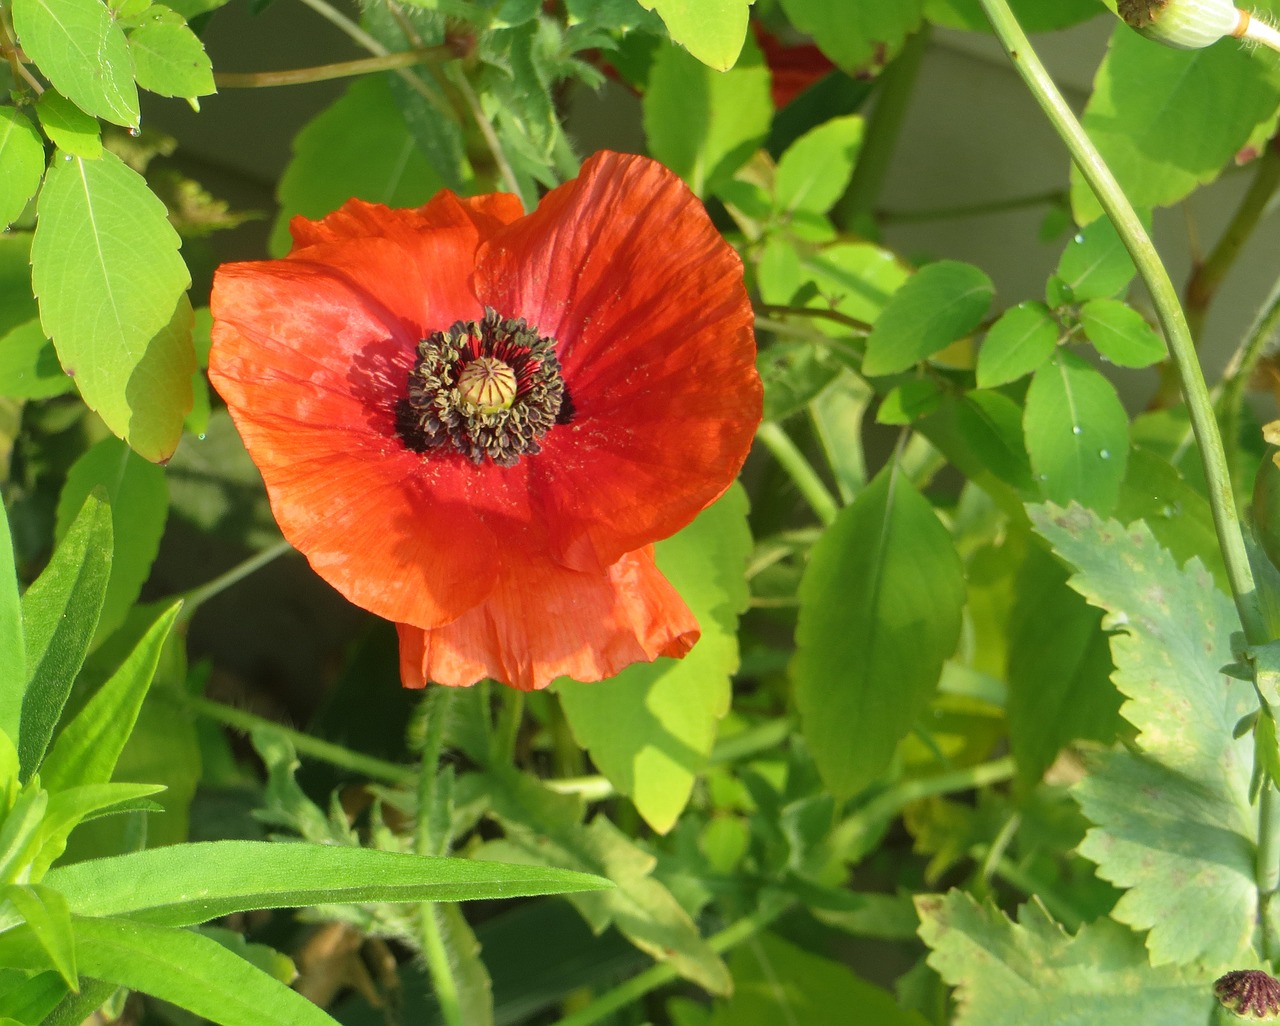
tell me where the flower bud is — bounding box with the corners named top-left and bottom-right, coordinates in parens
top-left (1118, 0), bottom-right (1245, 49)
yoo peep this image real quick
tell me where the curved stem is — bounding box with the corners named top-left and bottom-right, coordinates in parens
top-left (215, 49), bottom-right (446, 89)
top-left (755, 422), bottom-right (839, 526)
top-left (1217, 271), bottom-right (1280, 504)
top-left (977, 0), bottom-right (1275, 956)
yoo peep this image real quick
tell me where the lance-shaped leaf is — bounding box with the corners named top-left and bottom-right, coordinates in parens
top-left (556, 485), bottom-right (750, 834)
top-left (32, 150), bottom-right (193, 462)
top-left (0, 505), bottom-right (24, 748)
top-left (793, 463), bottom-right (965, 796)
top-left (44, 840), bottom-right (610, 924)
top-left (18, 492), bottom-right (111, 779)
top-left (0, 968), bottom-right (71, 1023)
top-left (3, 884), bottom-right (75, 989)
top-left (39, 603), bottom-right (180, 793)
top-left (11, 0), bottom-right (138, 128)
top-left (1030, 504), bottom-right (1257, 965)
top-left (918, 891), bottom-right (1216, 1025)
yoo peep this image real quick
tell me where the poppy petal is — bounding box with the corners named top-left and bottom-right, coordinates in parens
top-left (395, 546), bottom-right (699, 691)
top-left (476, 151), bottom-right (761, 573)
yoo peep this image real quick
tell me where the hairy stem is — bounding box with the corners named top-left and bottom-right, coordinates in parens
top-left (978, 0), bottom-right (1276, 956)
top-left (215, 49), bottom-right (446, 89)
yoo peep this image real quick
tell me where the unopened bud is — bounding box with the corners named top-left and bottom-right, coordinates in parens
top-left (1117, 0), bottom-right (1245, 49)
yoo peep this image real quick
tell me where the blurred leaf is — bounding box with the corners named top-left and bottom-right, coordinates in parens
top-left (780, 0), bottom-right (925, 72)
top-left (0, 236), bottom-right (38, 339)
top-left (862, 260), bottom-right (992, 377)
top-left (774, 115), bottom-right (863, 215)
top-left (39, 603), bottom-right (181, 793)
top-left (1006, 544), bottom-right (1119, 791)
top-left (126, 5), bottom-right (216, 103)
top-left (18, 492), bottom-right (111, 779)
top-left (638, 0), bottom-right (750, 70)
top-left (32, 150), bottom-right (194, 462)
top-left (876, 378), bottom-right (942, 425)
top-left (712, 930), bottom-right (926, 1025)
top-left (0, 108), bottom-right (45, 228)
top-left (11, 0), bottom-right (139, 128)
top-left (271, 75), bottom-right (444, 256)
top-left (1024, 350), bottom-right (1128, 514)
top-left (644, 36), bottom-right (771, 197)
top-left (0, 320), bottom-right (76, 400)
top-left (0, 969), bottom-right (71, 1023)
top-left (0, 503), bottom-right (22, 748)
top-left (55, 437), bottom-right (168, 641)
top-left (428, 904), bottom-right (493, 1026)
top-left (1078, 298), bottom-right (1165, 368)
top-left (34, 91), bottom-right (101, 159)
top-left (3, 884), bottom-right (75, 988)
top-left (758, 343), bottom-right (845, 422)
top-left (45, 840), bottom-right (611, 923)
top-left (793, 463), bottom-right (965, 795)
top-left (926, 0), bottom-right (1103, 31)
top-left (975, 301), bottom-right (1057, 388)
top-left (918, 891), bottom-right (1214, 1025)
top-left (556, 484), bottom-right (750, 833)
top-left (1031, 504), bottom-right (1257, 964)
top-left (1050, 217), bottom-right (1136, 303)
top-left (478, 766), bottom-right (731, 994)
top-left (810, 370), bottom-right (872, 502)
top-left (1071, 25), bottom-right (1280, 222)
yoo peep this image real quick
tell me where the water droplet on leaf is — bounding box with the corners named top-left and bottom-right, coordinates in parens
top-left (1072, 425), bottom-right (1082, 435)
top-left (1098, 449), bottom-right (1110, 459)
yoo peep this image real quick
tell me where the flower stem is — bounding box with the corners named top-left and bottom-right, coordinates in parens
top-left (214, 49), bottom-right (446, 89)
top-left (176, 692), bottom-right (414, 784)
top-left (176, 539), bottom-right (294, 622)
top-left (1217, 271), bottom-right (1280, 504)
top-left (835, 24), bottom-right (930, 229)
top-left (549, 900), bottom-right (791, 1026)
top-left (755, 422), bottom-right (839, 526)
top-left (1241, 10), bottom-right (1280, 54)
top-left (977, 0), bottom-right (1276, 955)
top-left (446, 62), bottom-right (526, 205)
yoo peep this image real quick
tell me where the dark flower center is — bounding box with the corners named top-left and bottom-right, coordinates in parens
top-left (401, 308), bottom-right (572, 466)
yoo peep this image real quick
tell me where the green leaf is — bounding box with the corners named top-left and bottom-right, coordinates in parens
top-left (1024, 350), bottom-right (1128, 514)
top-left (793, 463), bottom-right (965, 795)
top-left (862, 260), bottom-right (993, 377)
top-left (271, 74), bottom-right (444, 256)
top-left (0, 108), bottom-right (45, 228)
top-left (774, 115), bottom-right (864, 215)
top-left (0, 319), bottom-right (76, 400)
top-left (918, 891), bottom-right (1215, 1025)
top-left (126, 5), bottom-right (215, 103)
top-left (643, 36), bottom-right (771, 197)
top-left (32, 150), bottom-right (193, 462)
top-left (428, 904), bottom-right (494, 1026)
top-left (1050, 217), bottom-right (1136, 304)
top-left (1078, 298), bottom-right (1165, 368)
top-left (478, 766), bottom-right (731, 994)
top-left (1030, 504), bottom-right (1257, 964)
top-left (11, 0), bottom-right (139, 128)
top-left (0, 969), bottom-right (71, 1023)
top-left (637, 0), bottom-right (750, 70)
top-left (34, 91), bottom-right (102, 159)
top-left (45, 839), bottom-right (611, 924)
top-left (709, 930), bottom-right (927, 1025)
top-left (876, 378), bottom-right (942, 425)
top-left (811, 371), bottom-right (873, 502)
top-left (55, 437), bottom-right (168, 641)
top-left (3, 884), bottom-right (75, 989)
top-left (951, 389), bottom-right (1034, 494)
top-left (1005, 544), bottom-right (1120, 791)
top-left (39, 603), bottom-right (180, 793)
top-left (779, 0), bottom-right (925, 72)
top-left (1071, 25), bottom-right (1280, 223)
top-left (556, 484), bottom-right (750, 833)
top-left (975, 301), bottom-right (1058, 388)
top-left (0, 916), bottom-right (336, 1026)
top-left (18, 491), bottom-right (111, 779)
top-left (0, 504), bottom-right (23, 751)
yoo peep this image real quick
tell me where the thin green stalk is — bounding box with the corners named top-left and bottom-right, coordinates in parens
top-left (550, 900), bottom-right (792, 1026)
top-left (1218, 271), bottom-right (1280, 493)
top-left (415, 689), bottom-right (464, 1026)
top-left (836, 24), bottom-right (930, 229)
top-left (976, 0), bottom-right (1276, 954)
top-left (176, 692), bottom-right (414, 785)
top-left (756, 421), bottom-right (839, 526)
top-left (215, 49), bottom-right (445, 89)
top-left (176, 539), bottom-right (294, 622)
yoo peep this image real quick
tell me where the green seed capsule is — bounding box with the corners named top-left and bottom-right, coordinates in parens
top-left (1117, 0), bottom-right (1244, 49)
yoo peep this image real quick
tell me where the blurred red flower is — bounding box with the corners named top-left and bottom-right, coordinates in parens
top-left (208, 151), bottom-right (762, 691)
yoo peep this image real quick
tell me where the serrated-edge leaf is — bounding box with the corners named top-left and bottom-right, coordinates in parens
top-left (18, 491), bottom-right (111, 779)
top-left (127, 10), bottom-right (215, 100)
top-left (32, 150), bottom-right (193, 461)
top-left (39, 603), bottom-right (181, 792)
top-left (639, 0), bottom-right (750, 70)
top-left (975, 301), bottom-right (1058, 388)
top-left (34, 91), bottom-right (102, 159)
top-left (1078, 297), bottom-right (1165, 369)
top-left (0, 108), bottom-right (46, 228)
top-left (774, 115), bottom-right (864, 215)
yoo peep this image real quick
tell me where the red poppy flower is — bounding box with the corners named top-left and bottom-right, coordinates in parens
top-left (208, 151), bottom-right (762, 691)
